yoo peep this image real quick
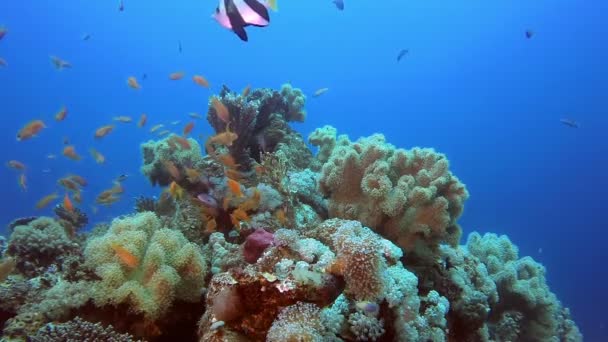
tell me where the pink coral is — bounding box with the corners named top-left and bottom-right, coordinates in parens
top-left (243, 229), bottom-right (275, 263)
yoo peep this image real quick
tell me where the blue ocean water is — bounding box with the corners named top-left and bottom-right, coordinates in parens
top-left (1, 0), bottom-right (606, 339)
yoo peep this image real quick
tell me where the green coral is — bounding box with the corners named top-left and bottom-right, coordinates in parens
top-left (84, 212), bottom-right (207, 319)
top-left (140, 134), bottom-right (203, 186)
top-left (311, 127), bottom-right (468, 252)
top-left (7, 217), bottom-right (80, 277)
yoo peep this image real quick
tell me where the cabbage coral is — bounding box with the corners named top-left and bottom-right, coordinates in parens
top-left (84, 212), bottom-right (207, 319)
top-left (311, 127), bottom-right (468, 252)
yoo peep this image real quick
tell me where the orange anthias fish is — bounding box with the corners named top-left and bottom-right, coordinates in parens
top-left (18, 174), bottom-right (27, 191)
top-left (6, 160), bottom-right (26, 171)
top-left (163, 160), bottom-right (181, 180)
top-left (193, 75), bottom-right (210, 88)
top-left (89, 148), bottom-right (105, 164)
top-left (68, 174), bottom-right (88, 187)
top-left (205, 124), bottom-right (238, 154)
top-left (63, 145), bottom-right (82, 160)
top-left (172, 136), bottom-right (191, 150)
top-left (211, 97), bottom-right (230, 124)
top-left (36, 192), bottom-right (59, 209)
top-left (227, 178), bottom-right (243, 197)
top-left (169, 71), bottom-right (185, 80)
top-left (138, 113), bottom-right (147, 128)
top-left (0, 26), bottom-right (7, 41)
top-left (17, 120), bottom-right (46, 141)
top-left (110, 243), bottom-right (139, 268)
top-left (55, 106), bottom-right (68, 121)
top-left (127, 76), bottom-right (141, 89)
top-left (183, 122), bottom-right (194, 136)
top-left (73, 190), bottom-right (82, 204)
top-left (95, 125), bottom-right (115, 139)
top-left (50, 55), bottom-right (72, 70)
top-left (150, 124), bottom-right (164, 133)
top-left (63, 193), bottom-right (74, 212)
top-left (242, 85), bottom-right (251, 97)
top-left (58, 177), bottom-right (80, 192)
top-left (168, 181), bottom-right (185, 199)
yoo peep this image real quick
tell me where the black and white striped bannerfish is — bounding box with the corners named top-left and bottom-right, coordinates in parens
top-left (213, 0), bottom-right (278, 42)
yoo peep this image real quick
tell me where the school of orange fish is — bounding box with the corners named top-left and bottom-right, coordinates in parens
top-left (2, 23), bottom-right (329, 221)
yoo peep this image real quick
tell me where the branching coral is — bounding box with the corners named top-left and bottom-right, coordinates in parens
top-left (84, 212), bottom-right (207, 319)
top-left (206, 84), bottom-right (312, 171)
top-left (311, 126), bottom-right (468, 253)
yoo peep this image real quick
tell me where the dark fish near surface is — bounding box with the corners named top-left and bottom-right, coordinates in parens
top-left (397, 49), bottom-right (408, 62)
top-left (333, 0), bottom-right (344, 10)
top-left (119, 0), bottom-right (124, 11)
top-left (213, 0), bottom-right (274, 42)
top-left (142, 73), bottom-right (147, 80)
top-left (560, 118), bottom-right (579, 128)
top-left (82, 33), bottom-right (91, 41)
top-left (525, 30), bottom-right (533, 39)
top-left (115, 174), bottom-right (129, 182)
top-left (178, 40), bottom-right (182, 53)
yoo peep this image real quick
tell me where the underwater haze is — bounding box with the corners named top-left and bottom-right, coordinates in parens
top-left (1, 0), bottom-right (607, 340)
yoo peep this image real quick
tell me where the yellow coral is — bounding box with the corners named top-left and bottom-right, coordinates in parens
top-left (84, 212), bottom-right (207, 319)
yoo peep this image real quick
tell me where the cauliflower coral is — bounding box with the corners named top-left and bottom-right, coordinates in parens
top-left (84, 212), bottom-right (207, 319)
top-left (310, 126), bottom-right (469, 252)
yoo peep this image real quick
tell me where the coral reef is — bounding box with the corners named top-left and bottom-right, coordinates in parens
top-left (206, 84), bottom-right (312, 172)
top-left (84, 212), bottom-right (207, 319)
top-left (29, 316), bottom-right (141, 342)
top-left (54, 204), bottom-right (89, 235)
top-left (6, 217), bottom-right (81, 277)
top-left (140, 134), bottom-right (204, 186)
top-left (311, 126), bottom-right (468, 253)
top-left (0, 85), bottom-right (581, 342)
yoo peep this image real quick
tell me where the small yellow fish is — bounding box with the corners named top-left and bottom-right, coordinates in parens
top-left (113, 116), bottom-right (133, 123)
top-left (36, 193), bottom-right (59, 209)
top-left (18, 173), bottom-right (27, 191)
top-left (313, 87), bottom-right (329, 97)
top-left (150, 124), bottom-right (164, 133)
top-left (89, 148), bottom-right (105, 164)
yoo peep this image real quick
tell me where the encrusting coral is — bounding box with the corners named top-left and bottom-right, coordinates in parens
top-left (84, 212), bottom-right (207, 319)
top-left (6, 217), bottom-right (81, 277)
top-left (311, 126), bottom-right (468, 253)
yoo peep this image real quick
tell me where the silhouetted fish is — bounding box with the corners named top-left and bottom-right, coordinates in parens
top-left (560, 118), bottom-right (579, 128)
top-left (82, 33), bottom-right (91, 41)
top-left (525, 30), bottom-right (533, 39)
top-left (397, 49), bottom-right (409, 62)
top-left (178, 40), bottom-right (182, 53)
top-left (119, 0), bottom-right (124, 11)
top-left (333, 0), bottom-right (344, 10)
